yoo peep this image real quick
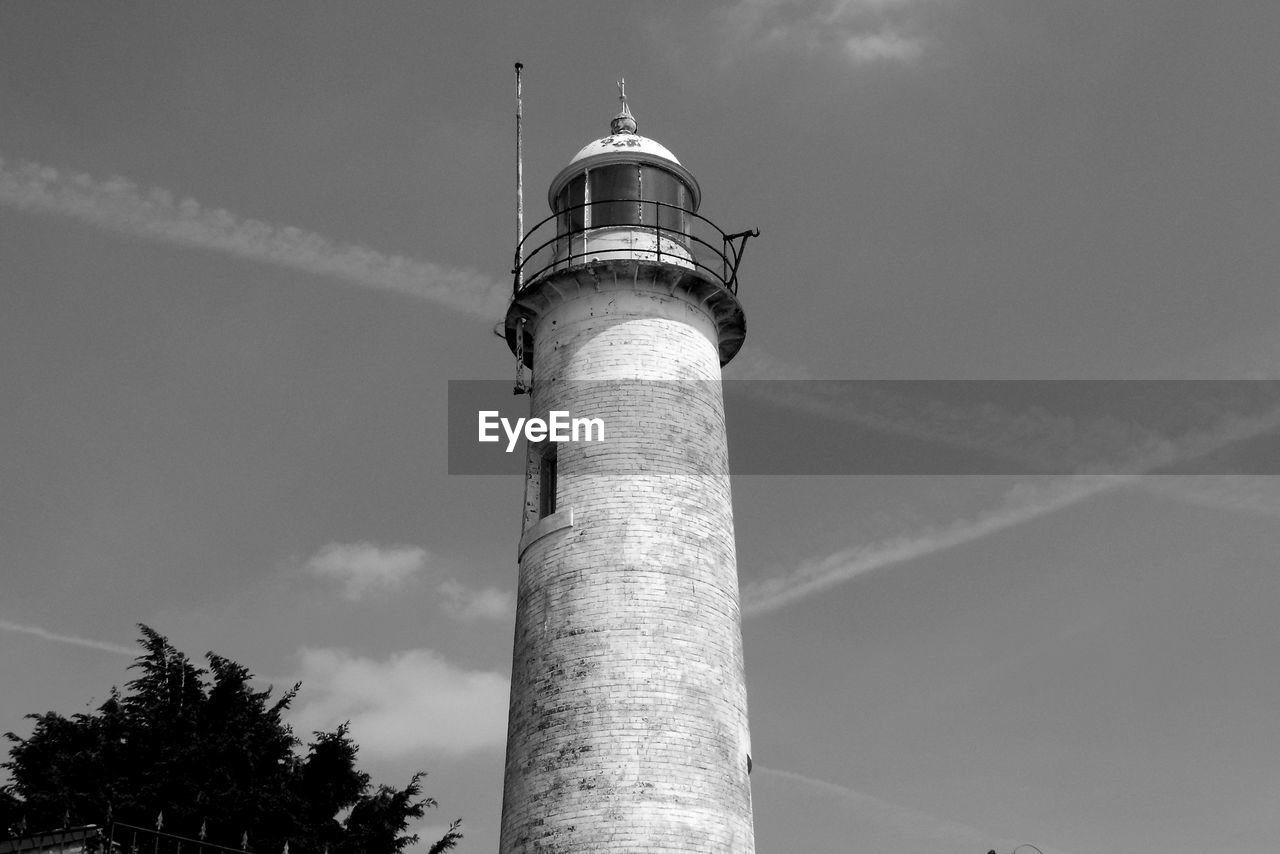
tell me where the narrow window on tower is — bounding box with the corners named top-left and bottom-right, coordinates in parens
top-left (523, 440), bottom-right (559, 531)
top-left (539, 444), bottom-right (557, 518)
top-left (518, 439), bottom-right (572, 557)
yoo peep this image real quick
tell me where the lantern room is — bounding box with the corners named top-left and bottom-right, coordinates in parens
top-left (548, 98), bottom-right (701, 231)
top-left (543, 93), bottom-right (701, 271)
top-left (506, 83), bottom-right (757, 369)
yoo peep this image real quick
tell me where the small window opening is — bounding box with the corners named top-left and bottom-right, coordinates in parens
top-left (538, 445), bottom-right (557, 518)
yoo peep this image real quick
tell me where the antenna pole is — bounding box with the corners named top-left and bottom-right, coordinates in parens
top-left (512, 62), bottom-right (530, 394)
top-left (514, 62), bottom-right (525, 292)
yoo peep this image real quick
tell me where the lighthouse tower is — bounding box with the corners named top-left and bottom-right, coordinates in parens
top-left (500, 86), bottom-right (756, 853)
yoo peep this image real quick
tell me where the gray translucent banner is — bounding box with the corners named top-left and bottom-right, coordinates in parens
top-left (448, 380), bottom-right (1280, 475)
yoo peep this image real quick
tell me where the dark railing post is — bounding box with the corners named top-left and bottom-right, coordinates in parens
top-left (722, 235), bottom-right (729, 287)
top-left (655, 200), bottom-right (662, 265)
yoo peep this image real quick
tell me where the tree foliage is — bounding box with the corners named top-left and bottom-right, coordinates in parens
top-left (1, 625), bottom-right (462, 854)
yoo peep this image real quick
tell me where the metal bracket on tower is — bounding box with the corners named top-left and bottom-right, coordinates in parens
top-left (722, 228), bottom-right (760, 294)
top-left (514, 317), bottom-right (529, 395)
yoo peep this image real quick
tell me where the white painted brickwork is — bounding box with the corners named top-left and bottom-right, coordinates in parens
top-left (499, 271), bottom-right (755, 853)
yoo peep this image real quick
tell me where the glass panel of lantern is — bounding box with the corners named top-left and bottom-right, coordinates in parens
top-left (589, 165), bottom-right (641, 227)
top-left (641, 165), bottom-right (687, 236)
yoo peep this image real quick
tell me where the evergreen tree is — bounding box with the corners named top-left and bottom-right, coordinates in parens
top-left (1, 625), bottom-right (462, 854)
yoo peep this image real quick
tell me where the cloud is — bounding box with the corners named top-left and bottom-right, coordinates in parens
top-left (743, 400), bottom-right (1280, 616)
top-left (1143, 475), bottom-right (1280, 518)
top-left (288, 647), bottom-right (508, 757)
top-left (740, 380), bottom-right (1153, 472)
top-left (721, 0), bottom-right (938, 65)
top-left (731, 348), bottom-right (1178, 473)
top-left (723, 347), bottom-right (815, 381)
top-left (303, 542), bottom-right (515, 617)
top-left (438, 579), bottom-right (515, 622)
top-left (0, 153), bottom-right (508, 319)
top-left (843, 28), bottom-right (925, 62)
top-left (305, 542), bottom-right (429, 601)
top-left (733, 353), bottom-right (1280, 615)
top-left (742, 474), bottom-right (1132, 617)
top-left (731, 361), bottom-right (1280, 480)
top-left (757, 764), bottom-right (1076, 854)
top-left (0, 618), bottom-right (135, 656)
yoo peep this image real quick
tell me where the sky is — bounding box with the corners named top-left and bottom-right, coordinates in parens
top-left (3, 1), bottom-right (1280, 852)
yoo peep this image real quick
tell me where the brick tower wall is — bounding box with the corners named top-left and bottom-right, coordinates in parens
top-left (499, 273), bottom-right (755, 853)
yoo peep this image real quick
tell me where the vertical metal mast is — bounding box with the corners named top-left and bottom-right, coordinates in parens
top-left (513, 62), bottom-right (528, 394)
top-left (514, 61), bottom-right (525, 291)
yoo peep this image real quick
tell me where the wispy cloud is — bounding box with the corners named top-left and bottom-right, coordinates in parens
top-left (1143, 475), bottom-right (1280, 518)
top-left (438, 579), bottom-right (515, 622)
top-left (733, 350), bottom-right (1280, 474)
top-left (287, 647), bottom-right (508, 757)
top-left (736, 349), bottom-right (1280, 517)
top-left (757, 764), bottom-right (1074, 854)
top-left (0, 154), bottom-right (508, 319)
top-left (0, 618), bottom-right (135, 656)
top-left (305, 542), bottom-right (430, 601)
top-left (303, 542), bottom-right (514, 618)
top-left (743, 400), bottom-right (1280, 616)
top-left (720, 0), bottom-right (940, 65)
top-left (843, 28), bottom-right (925, 63)
top-left (723, 347), bottom-right (815, 381)
top-left (738, 380), bottom-right (1173, 473)
top-left (743, 475), bottom-right (1130, 617)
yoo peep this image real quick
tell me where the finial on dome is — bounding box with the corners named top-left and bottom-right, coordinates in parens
top-left (611, 78), bottom-right (638, 135)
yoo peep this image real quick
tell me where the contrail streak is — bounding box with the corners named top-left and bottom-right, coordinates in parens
top-left (1140, 475), bottom-right (1280, 518)
top-left (0, 618), bottom-right (135, 657)
top-left (755, 764), bottom-right (1074, 854)
top-left (742, 475), bottom-right (1131, 617)
top-left (732, 353), bottom-right (1280, 475)
top-left (0, 153), bottom-right (509, 319)
top-left (743, 404), bottom-right (1280, 616)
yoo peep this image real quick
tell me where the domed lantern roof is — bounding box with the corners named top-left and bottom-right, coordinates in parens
top-left (547, 81), bottom-right (701, 211)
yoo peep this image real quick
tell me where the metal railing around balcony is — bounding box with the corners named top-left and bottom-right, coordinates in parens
top-left (513, 199), bottom-right (757, 297)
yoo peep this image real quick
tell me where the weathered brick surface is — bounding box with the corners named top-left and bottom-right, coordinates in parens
top-left (499, 267), bottom-right (755, 853)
